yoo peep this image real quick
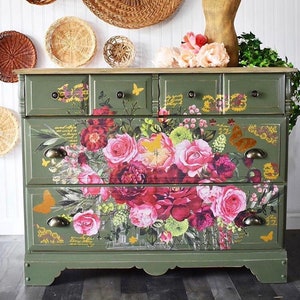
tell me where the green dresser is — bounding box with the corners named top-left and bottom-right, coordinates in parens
top-left (17, 67), bottom-right (294, 285)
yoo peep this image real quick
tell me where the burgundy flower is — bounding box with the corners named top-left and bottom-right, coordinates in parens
top-left (148, 164), bottom-right (198, 184)
top-left (247, 169), bottom-right (262, 183)
top-left (80, 125), bottom-right (107, 151)
top-left (110, 161), bottom-right (149, 185)
top-left (155, 186), bottom-right (203, 221)
top-left (207, 153), bottom-right (236, 182)
top-left (189, 206), bottom-right (215, 231)
top-left (111, 185), bottom-right (156, 207)
top-left (78, 152), bottom-right (88, 165)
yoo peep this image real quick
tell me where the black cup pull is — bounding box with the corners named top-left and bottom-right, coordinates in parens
top-left (244, 148), bottom-right (267, 159)
top-left (47, 216), bottom-right (70, 227)
top-left (243, 215), bottom-right (265, 226)
top-left (44, 148), bottom-right (67, 159)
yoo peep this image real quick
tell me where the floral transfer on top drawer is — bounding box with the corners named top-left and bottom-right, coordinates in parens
top-left (159, 74), bottom-right (285, 115)
top-left (25, 75), bottom-right (89, 116)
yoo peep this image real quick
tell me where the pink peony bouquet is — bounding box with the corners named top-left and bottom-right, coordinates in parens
top-left (153, 32), bottom-right (230, 68)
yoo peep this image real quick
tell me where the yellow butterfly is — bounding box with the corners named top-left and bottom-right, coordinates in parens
top-left (132, 83), bottom-right (144, 96)
top-left (260, 231), bottom-right (273, 242)
top-left (141, 134), bottom-right (162, 152)
top-left (42, 158), bottom-right (50, 167)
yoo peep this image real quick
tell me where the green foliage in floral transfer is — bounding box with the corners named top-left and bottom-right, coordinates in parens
top-left (238, 32), bottom-right (300, 133)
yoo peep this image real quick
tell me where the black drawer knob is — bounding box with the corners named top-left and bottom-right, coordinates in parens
top-left (251, 90), bottom-right (260, 97)
top-left (117, 91), bottom-right (125, 98)
top-left (188, 91), bottom-right (196, 98)
top-left (51, 92), bottom-right (59, 99)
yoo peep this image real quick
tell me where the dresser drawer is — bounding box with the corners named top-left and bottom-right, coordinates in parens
top-left (159, 74), bottom-right (221, 115)
top-left (159, 73), bottom-right (285, 115)
top-left (25, 75), bottom-right (89, 116)
top-left (26, 183), bottom-right (284, 252)
top-left (23, 116), bottom-right (286, 185)
top-left (90, 75), bottom-right (154, 116)
top-left (223, 73), bottom-right (285, 114)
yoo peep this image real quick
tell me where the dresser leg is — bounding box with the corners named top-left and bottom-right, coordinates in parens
top-left (24, 261), bottom-right (65, 286)
top-left (245, 255), bottom-right (287, 283)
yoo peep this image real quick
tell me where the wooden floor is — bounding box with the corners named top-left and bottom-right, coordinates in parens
top-left (1, 231), bottom-right (300, 300)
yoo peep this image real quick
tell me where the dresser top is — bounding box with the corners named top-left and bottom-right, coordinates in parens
top-left (15, 67), bottom-right (297, 75)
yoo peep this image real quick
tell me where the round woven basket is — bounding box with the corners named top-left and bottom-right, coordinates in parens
top-left (0, 31), bottom-right (37, 83)
top-left (103, 36), bottom-right (135, 68)
top-left (26, 0), bottom-right (56, 4)
top-left (82, 0), bottom-right (183, 29)
top-left (0, 107), bottom-right (19, 156)
top-left (45, 16), bottom-right (97, 67)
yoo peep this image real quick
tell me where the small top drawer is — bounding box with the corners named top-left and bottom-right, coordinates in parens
top-left (25, 75), bottom-right (89, 116)
top-left (159, 74), bottom-right (221, 115)
top-left (223, 74), bottom-right (285, 114)
top-left (90, 74), bottom-right (153, 116)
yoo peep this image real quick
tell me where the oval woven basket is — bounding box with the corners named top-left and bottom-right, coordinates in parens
top-left (45, 16), bottom-right (97, 67)
top-left (103, 36), bottom-right (135, 68)
top-left (0, 107), bottom-right (19, 156)
top-left (26, 0), bottom-right (56, 4)
top-left (82, 0), bottom-right (183, 29)
top-left (0, 31), bottom-right (37, 83)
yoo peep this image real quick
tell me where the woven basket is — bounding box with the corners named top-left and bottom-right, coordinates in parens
top-left (103, 36), bottom-right (135, 68)
top-left (82, 0), bottom-right (183, 29)
top-left (45, 16), bottom-right (97, 67)
top-left (0, 31), bottom-right (37, 83)
top-left (26, 0), bottom-right (56, 4)
top-left (0, 107), bottom-right (19, 156)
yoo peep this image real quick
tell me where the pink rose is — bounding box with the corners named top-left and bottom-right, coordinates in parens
top-left (181, 32), bottom-right (207, 54)
top-left (211, 186), bottom-right (247, 223)
top-left (175, 139), bottom-right (213, 177)
top-left (78, 164), bottom-right (109, 199)
top-left (160, 231), bottom-right (173, 244)
top-left (103, 133), bottom-right (137, 165)
top-left (196, 42), bottom-right (230, 67)
top-left (129, 204), bottom-right (158, 228)
top-left (137, 133), bottom-right (175, 169)
top-left (196, 185), bottom-right (223, 204)
top-left (73, 209), bottom-right (100, 236)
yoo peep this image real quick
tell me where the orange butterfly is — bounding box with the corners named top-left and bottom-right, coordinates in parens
top-left (33, 189), bottom-right (56, 214)
top-left (141, 134), bottom-right (162, 152)
top-left (260, 231), bottom-right (273, 242)
top-left (229, 125), bottom-right (256, 152)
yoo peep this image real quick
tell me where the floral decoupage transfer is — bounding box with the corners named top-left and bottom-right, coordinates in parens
top-left (31, 100), bottom-right (282, 250)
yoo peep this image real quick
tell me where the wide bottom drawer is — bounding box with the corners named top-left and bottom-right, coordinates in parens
top-left (26, 183), bottom-right (285, 252)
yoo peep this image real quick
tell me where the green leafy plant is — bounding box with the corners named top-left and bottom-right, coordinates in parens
top-left (238, 32), bottom-right (300, 133)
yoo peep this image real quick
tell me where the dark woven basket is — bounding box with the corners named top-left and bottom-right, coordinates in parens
top-left (0, 31), bottom-right (37, 83)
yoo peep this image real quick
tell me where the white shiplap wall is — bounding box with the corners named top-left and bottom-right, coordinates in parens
top-left (0, 0), bottom-right (299, 234)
